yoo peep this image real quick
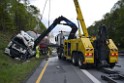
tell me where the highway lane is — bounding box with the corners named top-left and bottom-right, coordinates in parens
top-left (27, 53), bottom-right (124, 83)
top-left (38, 56), bottom-right (93, 83)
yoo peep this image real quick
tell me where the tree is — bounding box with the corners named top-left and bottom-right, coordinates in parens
top-left (88, 0), bottom-right (124, 47)
top-left (0, 0), bottom-right (46, 33)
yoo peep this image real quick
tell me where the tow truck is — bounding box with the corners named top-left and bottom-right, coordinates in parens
top-left (55, 0), bottom-right (118, 68)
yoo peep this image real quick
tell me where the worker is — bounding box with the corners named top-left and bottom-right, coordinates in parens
top-left (36, 45), bottom-right (40, 58)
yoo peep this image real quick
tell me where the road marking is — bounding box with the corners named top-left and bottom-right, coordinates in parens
top-left (36, 60), bottom-right (49, 83)
top-left (81, 69), bottom-right (101, 83)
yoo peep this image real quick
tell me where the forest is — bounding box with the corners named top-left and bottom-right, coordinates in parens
top-left (88, 0), bottom-right (124, 48)
top-left (0, 0), bottom-right (46, 33)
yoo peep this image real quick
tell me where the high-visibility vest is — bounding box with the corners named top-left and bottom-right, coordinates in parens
top-left (36, 46), bottom-right (40, 58)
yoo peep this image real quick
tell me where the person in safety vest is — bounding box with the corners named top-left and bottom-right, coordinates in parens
top-left (36, 45), bottom-right (40, 58)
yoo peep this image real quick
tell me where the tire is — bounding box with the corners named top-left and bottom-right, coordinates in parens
top-left (78, 57), bottom-right (83, 68)
top-left (71, 52), bottom-right (78, 66)
top-left (78, 54), bottom-right (86, 69)
top-left (59, 52), bottom-right (66, 60)
top-left (57, 47), bottom-right (64, 60)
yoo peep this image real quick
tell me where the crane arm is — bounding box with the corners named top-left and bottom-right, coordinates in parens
top-left (73, 0), bottom-right (89, 37)
top-left (34, 16), bottom-right (78, 49)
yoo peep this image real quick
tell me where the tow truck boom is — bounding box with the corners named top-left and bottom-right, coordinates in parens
top-left (73, 0), bottom-right (89, 37)
top-left (34, 16), bottom-right (78, 48)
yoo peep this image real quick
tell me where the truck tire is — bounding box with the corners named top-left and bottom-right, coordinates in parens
top-left (72, 52), bottom-right (78, 66)
top-left (78, 54), bottom-right (86, 69)
top-left (61, 54), bottom-right (66, 61)
top-left (57, 47), bottom-right (64, 60)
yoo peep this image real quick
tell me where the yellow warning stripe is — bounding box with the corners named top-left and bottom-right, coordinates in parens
top-left (36, 60), bottom-right (49, 83)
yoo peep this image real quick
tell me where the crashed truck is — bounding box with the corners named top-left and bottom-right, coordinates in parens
top-left (5, 16), bottom-right (77, 60)
top-left (5, 31), bottom-right (36, 60)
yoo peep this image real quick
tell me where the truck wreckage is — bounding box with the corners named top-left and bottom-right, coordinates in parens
top-left (4, 16), bottom-right (78, 60)
top-left (5, 30), bottom-right (36, 60)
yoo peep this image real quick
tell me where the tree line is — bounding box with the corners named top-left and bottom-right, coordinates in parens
top-left (0, 0), bottom-right (46, 33)
top-left (88, 0), bottom-right (124, 48)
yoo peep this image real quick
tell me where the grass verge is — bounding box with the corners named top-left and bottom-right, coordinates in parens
top-left (0, 32), bottom-right (44, 83)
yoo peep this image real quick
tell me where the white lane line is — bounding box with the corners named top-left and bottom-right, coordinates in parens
top-left (81, 69), bottom-right (101, 83)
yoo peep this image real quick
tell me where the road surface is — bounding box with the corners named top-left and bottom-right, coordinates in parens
top-left (26, 53), bottom-right (124, 83)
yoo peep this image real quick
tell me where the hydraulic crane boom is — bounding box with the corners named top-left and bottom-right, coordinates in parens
top-left (73, 0), bottom-right (89, 37)
top-left (34, 16), bottom-right (78, 49)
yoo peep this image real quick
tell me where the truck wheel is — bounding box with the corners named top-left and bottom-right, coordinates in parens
top-left (72, 52), bottom-right (78, 66)
top-left (78, 55), bottom-right (86, 69)
top-left (61, 52), bottom-right (66, 60)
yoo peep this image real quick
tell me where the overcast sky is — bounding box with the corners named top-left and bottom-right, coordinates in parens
top-left (30, 0), bottom-right (118, 34)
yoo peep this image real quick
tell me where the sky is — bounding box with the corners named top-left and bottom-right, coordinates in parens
top-left (30, 0), bottom-right (118, 35)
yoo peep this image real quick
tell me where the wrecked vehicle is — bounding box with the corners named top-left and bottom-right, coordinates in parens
top-left (5, 30), bottom-right (36, 60)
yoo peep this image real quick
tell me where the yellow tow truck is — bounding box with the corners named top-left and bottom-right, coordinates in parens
top-left (56, 0), bottom-right (118, 68)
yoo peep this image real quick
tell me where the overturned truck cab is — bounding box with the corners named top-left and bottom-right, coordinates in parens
top-left (5, 31), bottom-right (36, 60)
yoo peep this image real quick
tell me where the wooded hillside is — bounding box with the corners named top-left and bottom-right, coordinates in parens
top-left (0, 1), bottom-right (46, 82)
top-left (88, 0), bottom-right (124, 48)
top-left (0, 0), bottom-right (46, 33)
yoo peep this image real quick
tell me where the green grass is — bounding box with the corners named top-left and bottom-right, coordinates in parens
top-left (0, 32), bottom-right (44, 83)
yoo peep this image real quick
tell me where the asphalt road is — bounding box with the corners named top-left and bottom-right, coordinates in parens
top-left (26, 53), bottom-right (124, 83)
